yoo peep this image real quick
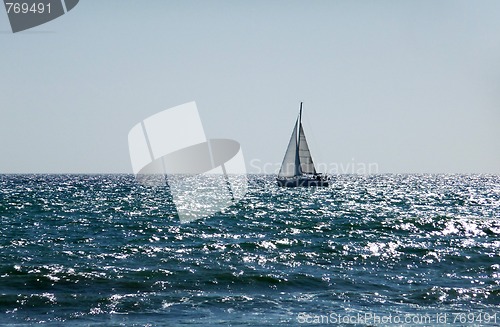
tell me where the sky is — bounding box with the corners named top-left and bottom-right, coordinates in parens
top-left (1, 0), bottom-right (499, 174)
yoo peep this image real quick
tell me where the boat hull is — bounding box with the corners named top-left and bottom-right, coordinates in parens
top-left (276, 176), bottom-right (329, 187)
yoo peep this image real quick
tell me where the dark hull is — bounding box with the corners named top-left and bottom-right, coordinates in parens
top-left (276, 176), bottom-right (329, 187)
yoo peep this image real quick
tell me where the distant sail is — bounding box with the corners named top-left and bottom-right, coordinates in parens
top-left (276, 102), bottom-right (329, 187)
top-left (298, 124), bottom-right (316, 175)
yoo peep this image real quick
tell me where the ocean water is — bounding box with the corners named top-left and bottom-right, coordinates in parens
top-left (0, 174), bottom-right (498, 326)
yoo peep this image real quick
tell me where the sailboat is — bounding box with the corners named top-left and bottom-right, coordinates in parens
top-left (277, 102), bottom-right (330, 187)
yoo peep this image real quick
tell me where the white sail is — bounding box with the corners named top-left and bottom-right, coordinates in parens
top-left (278, 119), bottom-right (302, 178)
top-left (298, 124), bottom-right (317, 174)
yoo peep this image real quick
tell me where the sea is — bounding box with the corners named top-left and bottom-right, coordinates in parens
top-left (0, 174), bottom-right (498, 326)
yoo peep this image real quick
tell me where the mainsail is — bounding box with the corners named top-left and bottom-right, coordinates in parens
top-left (298, 124), bottom-right (316, 174)
top-left (278, 119), bottom-right (302, 178)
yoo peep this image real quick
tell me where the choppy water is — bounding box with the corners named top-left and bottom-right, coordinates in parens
top-left (0, 174), bottom-right (499, 326)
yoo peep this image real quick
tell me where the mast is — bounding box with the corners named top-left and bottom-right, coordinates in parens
top-left (297, 102), bottom-right (317, 175)
top-left (299, 102), bottom-right (303, 126)
top-left (298, 102), bottom-right (303, 147)
top-left (298, 102), bottom-right (303, 149)
top-left (294, 102), bottom-right (302, 177)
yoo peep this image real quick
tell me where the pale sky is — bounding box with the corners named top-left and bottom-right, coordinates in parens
top-left (1, 0), bottom-right (499, 174)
